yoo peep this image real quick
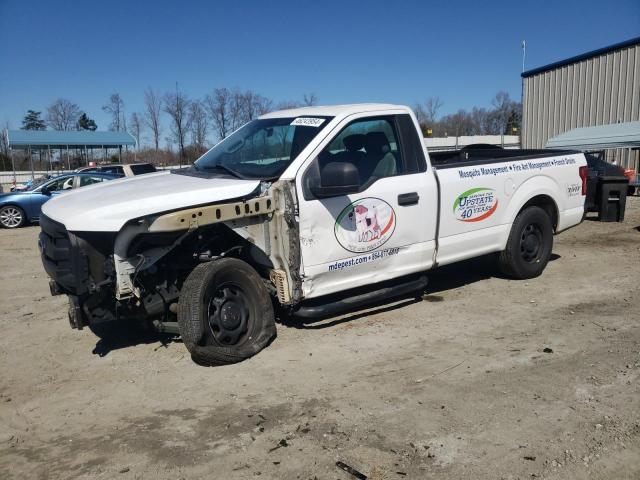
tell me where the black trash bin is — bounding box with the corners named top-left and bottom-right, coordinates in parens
top-left (597, 176), bottom-right (628, 222)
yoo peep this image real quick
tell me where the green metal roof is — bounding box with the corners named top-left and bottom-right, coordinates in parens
top-left (546, 122), bottom-right (640, 150)
top-left (7, 130), bottom-right (136, 149)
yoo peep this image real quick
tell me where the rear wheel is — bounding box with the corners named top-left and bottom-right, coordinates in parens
top-left (498, 206), bottom-right (553, 279)
top-left (0, 205), bottom-right (26, 228)
top-left (178, 258), bottom-right (276, 366)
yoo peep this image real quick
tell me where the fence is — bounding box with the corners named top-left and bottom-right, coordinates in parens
top-left (1, 170), bottom-right (69, 183)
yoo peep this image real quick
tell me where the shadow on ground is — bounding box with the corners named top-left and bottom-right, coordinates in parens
top-left (282, 253), bottom-right (560, 330)
top-left (92, 330), bottom-right (178, 357)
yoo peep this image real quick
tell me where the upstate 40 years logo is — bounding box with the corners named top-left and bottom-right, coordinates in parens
top-left (334, 198), bottom-right (396, 253)
top-left (453, 187), bottom-right (499, 222)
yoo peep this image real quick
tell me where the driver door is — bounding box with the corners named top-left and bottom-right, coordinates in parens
top-left (29, 176), bottom-right (74, 219)
top-left (295, 113), bottom-right (438, 299)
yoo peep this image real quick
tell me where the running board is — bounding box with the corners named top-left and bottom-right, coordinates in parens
top-left (293, 275), bottom-right (428, 319)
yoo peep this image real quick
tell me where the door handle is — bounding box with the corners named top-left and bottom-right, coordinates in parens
top-left (398, 192), bottom-right (419, 206)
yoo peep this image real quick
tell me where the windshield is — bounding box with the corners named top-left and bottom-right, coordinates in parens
top-left (26, 175), bottom-right (52, 191)
top-left (194, 116), bottom-right (333, 179)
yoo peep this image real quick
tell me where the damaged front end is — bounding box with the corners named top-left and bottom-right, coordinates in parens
top-left (39, 181), bottom-right (302, 332)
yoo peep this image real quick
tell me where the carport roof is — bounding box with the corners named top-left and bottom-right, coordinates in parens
top-left (545, 121), bottom-right (640, 150)
top-left (7, 130), bottom-right (136, 149)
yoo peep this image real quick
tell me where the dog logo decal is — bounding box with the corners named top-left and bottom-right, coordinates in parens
top-left (335, 198), bottom-right (396, 252)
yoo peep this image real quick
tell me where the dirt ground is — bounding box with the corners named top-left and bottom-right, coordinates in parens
top-left (1, 199), bottom-right (639, 480)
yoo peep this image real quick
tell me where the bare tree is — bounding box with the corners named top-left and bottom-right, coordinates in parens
top-left (102, 93), bottom-right (125, 131)
top-left (425, 97), bottom-right (444, 122)
top-left (276, 100), bottom-right (301, 110)
top-left (241, 90), bottom-right (256, 123)
top-left (188, 100), bottom-right (208, 148)
top-left (229, 89), bottom-right (246, 131)
top-left (143, 87), bottom-right (163, 150)
top-left (205, 88), bottom-right (231, 140)
top-left (241, 90), bottom-right (273, 122)
top-left (163, 84), bottom-right (190, 165)
top-left (1, 121), bottom-right (9, 156)
top-left (302, 93), bottom-right (318, 106)
top-left (470, 107), bottom-right (489, 135)
top-left (129, 112), bottom-right (144, 148)
top-left (0, 122), bottom-right (10, 171)
top-left (440, 109), bottom-right (475, 137)
top-left (46, 98), bottom-right (81, 131)
top-left (491, 91), bottom-right (512, 134)
top-left (415, 96), bottom-right (444, 126)
top-left (253, 94), bottom-right (273, 117)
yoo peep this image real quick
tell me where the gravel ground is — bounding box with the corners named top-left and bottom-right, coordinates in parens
top-left (1, 198), bottom-right (639, 480)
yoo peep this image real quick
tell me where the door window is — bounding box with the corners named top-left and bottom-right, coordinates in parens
top-left (44, 176), bottom-right (74, 192)
top-left (129, 164), bottom-right (156, 175)
top-left (100, 166), bottom-right (125, 175)
top-left (79, 176), bottom-right (106, 187)
top-left (317, 117), bottom-right (404, 190)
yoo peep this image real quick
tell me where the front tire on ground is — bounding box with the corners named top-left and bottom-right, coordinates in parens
top-left (177, 258), bottom-right (276, 366)
top-left (0, 205), bottom-right (26, 228)
top-left (498, 206), bottom-right (553, 279)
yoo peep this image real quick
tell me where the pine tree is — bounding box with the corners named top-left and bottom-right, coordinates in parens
top-left (21, 110), bottom-right (47, 130)
top-left (77, 113), bottom-right (98, 131)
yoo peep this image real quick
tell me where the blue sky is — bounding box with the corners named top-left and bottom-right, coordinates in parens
top-left (0, 0), bottom-right (638, 145)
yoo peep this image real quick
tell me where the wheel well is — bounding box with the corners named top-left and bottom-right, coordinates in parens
top-left (0, 203), bottom-right (27, 217)
top-left (519, 195), bottom-right (558, 231)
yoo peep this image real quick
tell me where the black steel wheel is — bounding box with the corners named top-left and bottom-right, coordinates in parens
top-left (207, 283), bottom-right (252, 346)
top-left (178, 258), bottom-right (276, 366)
top-left (520, 222), bottom-right (543, 263)
top-left (498, 206), bottom-right (553, 279)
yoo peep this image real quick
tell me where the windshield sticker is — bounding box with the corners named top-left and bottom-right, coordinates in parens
top-left (453, 188), bottom-right (498, 222)
top-left (290, 117), bottom-right (325, 127)
top-left (335, 198), bottom-right (396, 252)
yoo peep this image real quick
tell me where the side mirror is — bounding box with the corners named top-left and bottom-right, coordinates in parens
top-left (41, 185), bottom-right (52, 195)
top-left (309, 161), bottom-right (361, 198)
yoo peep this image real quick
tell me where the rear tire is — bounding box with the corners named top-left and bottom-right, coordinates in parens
top-left (498, 206), bottom-right (553, 279)
top-left (0, 205), bottom-right (26, 228)
top-left (178, 258), bottom-right (276, 366)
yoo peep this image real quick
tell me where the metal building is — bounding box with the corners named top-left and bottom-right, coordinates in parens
top-left (521, 36), bottom-right (640, 169)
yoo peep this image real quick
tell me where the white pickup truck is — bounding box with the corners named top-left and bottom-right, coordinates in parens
top-left (39, 104), bottom-right (588, 365)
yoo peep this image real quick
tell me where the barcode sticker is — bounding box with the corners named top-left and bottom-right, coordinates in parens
top-left (290, 117), bottom-right (325, 127)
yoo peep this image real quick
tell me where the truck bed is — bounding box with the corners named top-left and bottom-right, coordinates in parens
top-left (430, 146), bottom-right (578, 169)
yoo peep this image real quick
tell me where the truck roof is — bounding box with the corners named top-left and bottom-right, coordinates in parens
top-left (259, 103), bottom-right (409, 120)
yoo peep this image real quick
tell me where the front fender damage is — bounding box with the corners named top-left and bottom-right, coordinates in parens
top-left (111, 180), bottom-right (301, 307)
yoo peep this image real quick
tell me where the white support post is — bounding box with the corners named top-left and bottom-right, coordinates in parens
top-left (29, 146), bottom-right (34, 180)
